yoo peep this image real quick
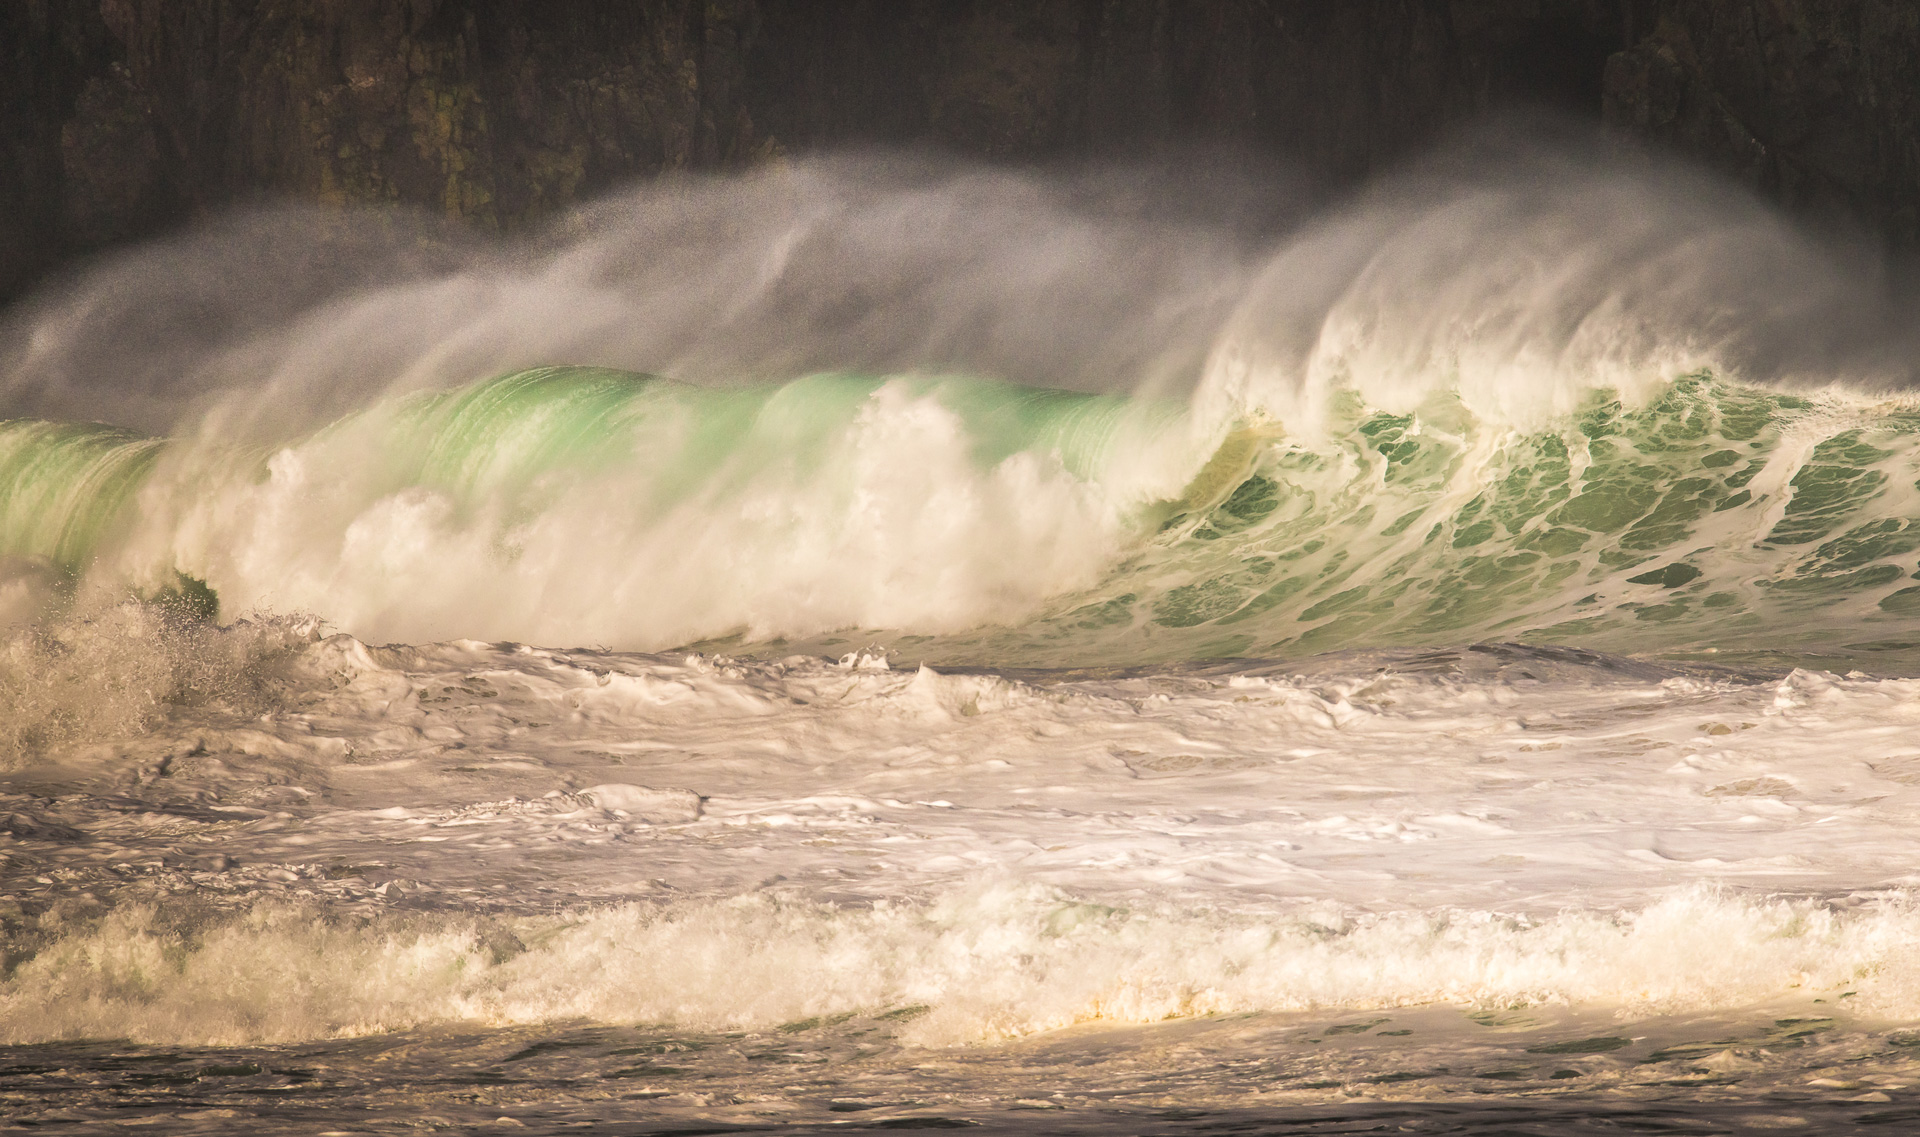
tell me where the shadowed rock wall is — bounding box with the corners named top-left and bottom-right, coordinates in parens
top-left (1602, 1), bottom-right (1920, 244)
top-left (3, 1), bottom-right (1915, 303)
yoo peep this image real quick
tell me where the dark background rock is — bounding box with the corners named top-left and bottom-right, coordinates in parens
top-left (3, 0), bottom-right (1915, 305)
top-left (1602, 1), bottom-right (1920, 244)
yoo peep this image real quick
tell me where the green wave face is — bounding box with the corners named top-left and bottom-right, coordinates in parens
top-left (379, 367), bottom-right (1162, 517)
top-left (911, 372), bottom-right (1920, 669)
top-left (7, 367), bottom-right (1920, 669)
top-left (0, 421), bottom-right (160, 575)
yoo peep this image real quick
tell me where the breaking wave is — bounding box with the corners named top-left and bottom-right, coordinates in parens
top-left (5, 883), bottom-right (1917, 1047)
top-left (2, 365), bottom-right (1919, 667)
top-left (0, 138), bottom-right (1910, 674)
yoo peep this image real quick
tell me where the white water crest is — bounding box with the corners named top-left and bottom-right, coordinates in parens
top-left (8, 884), bottom-right (1920, 1048)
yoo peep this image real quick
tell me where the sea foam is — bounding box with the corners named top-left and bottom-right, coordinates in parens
top-left (3, 885), bottom-right (1914, 1047)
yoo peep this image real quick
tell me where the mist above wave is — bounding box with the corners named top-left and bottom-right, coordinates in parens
top-left (1203, 135), bottom-right (1916, 433)
top-left (0, 152), bottom-right (1277, 440)
top-left (2, 124), bottom-right (1911, 446)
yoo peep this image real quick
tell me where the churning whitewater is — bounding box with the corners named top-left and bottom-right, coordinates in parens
top-left (6, 145), bottom-right (1920, 1130)
top-left (7, 364), bottom-right (1920, 666)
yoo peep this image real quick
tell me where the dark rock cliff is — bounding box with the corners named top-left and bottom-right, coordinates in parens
top-left (1603, 1), bottom-right (1920, 244)
top-left (4, 1), bottom-right (1916, 303)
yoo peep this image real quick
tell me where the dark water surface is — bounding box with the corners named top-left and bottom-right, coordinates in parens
top-left (7, 1008), bottom-right (1920, 1135)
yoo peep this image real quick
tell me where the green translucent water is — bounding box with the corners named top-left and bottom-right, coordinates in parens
top-left (358, 367), bottom-right (1160, 524)
top-left (899, 371), bottom-right (1920, 668)
top-left (6, 367), bottom-right (1920, 670)
top-left (0, 421), bottom-right (161, 575)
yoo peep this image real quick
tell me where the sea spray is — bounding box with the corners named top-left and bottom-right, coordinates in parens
top-left (0, 602), bottom-right (316, 767)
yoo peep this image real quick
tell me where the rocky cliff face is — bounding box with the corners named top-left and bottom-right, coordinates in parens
top-left (1602, 1), bottom-right (1920, 244)
top-left (4, 1), bottom-right (1915, 303)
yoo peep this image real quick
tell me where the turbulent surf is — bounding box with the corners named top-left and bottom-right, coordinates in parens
top-left (5, 147), bottom-right (1920, 1132)
top-left (6, 365), bottom-right (1920, 671)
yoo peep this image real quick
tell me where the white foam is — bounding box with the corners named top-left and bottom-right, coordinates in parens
top-left (580, 784), bottom-right (703, 823)
top-left (5, 633), bottom-right (1920, 1046)
top-left (4, 884), bottom-right (1917, 1047)
top-left (108, 380), bottom-right (1138, 648)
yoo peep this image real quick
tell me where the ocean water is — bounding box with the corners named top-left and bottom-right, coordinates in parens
top-left (5, 145), bottom-right (1920, 1133)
